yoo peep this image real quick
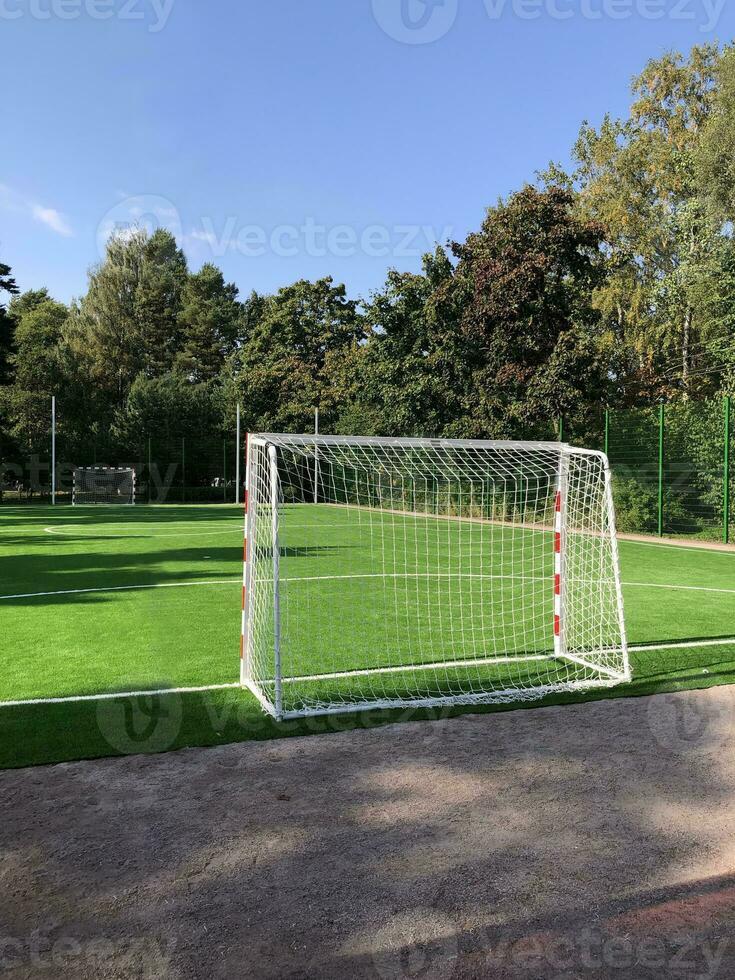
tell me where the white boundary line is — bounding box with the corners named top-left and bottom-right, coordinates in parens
top-left (3, 574), bottom-right (735, 602)
top-left (0, 683), bottom-right (239, 709)
top-left (2, 638), bottom-right (735, 709)
top-left (628, 638), bottom-right (735, 653)
top-left (44, 525), bottom-right (242, 538)
top-left (282, 653), bottom-right (555, 684)
top-left (0, 580), bottom-right (238, 601)
top-left (625, 581), bottom-right (735, 596)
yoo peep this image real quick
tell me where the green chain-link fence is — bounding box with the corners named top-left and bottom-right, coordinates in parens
top-left (0, 426), bottom-right (242, 505)
top-left (1, 397), bottom-right (733, 542)
top-left (564, 397), bottom-right (733, 544)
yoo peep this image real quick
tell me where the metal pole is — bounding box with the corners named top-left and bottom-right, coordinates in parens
top-left (269, 444), bottom-right (282, 719)
top-left (235, 403), bottom-right (241, 505)
top-left (181, 436), bottom-right (186, 504)
top-left (314, 407), bottom-right (319, 505)
top-left (51, 396), bottom-right (56, 505)
top-left (147, 435), bottom-right (152, 505)
top-left (558, 414), bottom-right (565, 443)
top-left (724, 395), bottom-right (731, 546)
top-left (604, 408), bottom-right (610, 458)
top-left (658, 403), bottom-right (665, 538)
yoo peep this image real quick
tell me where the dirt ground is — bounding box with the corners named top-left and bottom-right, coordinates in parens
top-left (3, 688), bottom-right (735, 979)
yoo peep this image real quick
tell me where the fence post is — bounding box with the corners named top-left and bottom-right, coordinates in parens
top-left (314, 407), bottom-right (319, 504)
top-left (181, 437), bottom-right (186, 505)
top-left (223, 439), bottom-right (227, 503)
top-left (558, 415), bottom-right (565, 443)
top-left (51, 395), bottom-right (56, 506)
top-left (604, 408), bottom-right (610, 457)
top-left (725, 395), bottom-right (731, 546)
top-left (658, 403), bottom-right (665, 538)
top-left (235, 403), bottom-right (241, 505)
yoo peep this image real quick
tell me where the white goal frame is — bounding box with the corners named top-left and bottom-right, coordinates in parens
top-left (72, 467), bottom-right (136, 506)
top-left (240, 434), bottom-right (629, 721)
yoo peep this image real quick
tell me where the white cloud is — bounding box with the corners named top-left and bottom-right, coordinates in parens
top-left (32, 205), bottom-right (73, 237)
top-left (0, 184), bottom-right (73, 237)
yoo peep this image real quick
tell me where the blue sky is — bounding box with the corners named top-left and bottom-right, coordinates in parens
top-left (2, 0), bottom-right (733, 305)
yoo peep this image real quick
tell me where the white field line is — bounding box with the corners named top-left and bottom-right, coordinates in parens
top-left (5, 638), bottom-right (735, 709)
top-left (282, 653), bottom-right (555, 684)
top-left (0, 573), bottom-right (544, 601)
top-left (0, 579), bottom-right (239, 601)
top-left (44, 525), bottom-right (243, 538)
top-left (39, 519), bottom-right (735, 561)
top-left (3, 573), bottom-right (735, 603)
top-left (0, 682), bottom-right (240, 709)
top-left (628, 638), bottom-right (735, 653)
top-left (624, 581), bottom-right (735, 596)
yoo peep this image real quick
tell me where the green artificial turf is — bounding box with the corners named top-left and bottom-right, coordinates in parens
top-left (1, 504), bottom-right (734, 768)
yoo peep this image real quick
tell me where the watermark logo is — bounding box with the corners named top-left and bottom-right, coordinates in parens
top-left (647, 688), bottom-right (735, 757)
top-left (96, 693), bottom-right (182, 754)
top-left (371, 0), bottom-right (459, 43)
top-left (363, 910), bottom-right (459, 980)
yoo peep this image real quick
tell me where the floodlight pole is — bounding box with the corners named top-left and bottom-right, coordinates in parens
top-left (235, 402), bottom-right (241, 505)
top-left (724, 395), bottom-right (731, 546)
top-left (51, 395), bottom-right (56, 506)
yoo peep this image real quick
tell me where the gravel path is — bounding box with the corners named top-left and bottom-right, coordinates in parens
top-left (2, 687), bottom-right (735, 979)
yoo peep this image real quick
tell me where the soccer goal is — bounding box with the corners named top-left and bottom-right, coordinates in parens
top-left (72, 467), bottom-right (136, 506)
top-left (240, 434), bottom-right (629, 720)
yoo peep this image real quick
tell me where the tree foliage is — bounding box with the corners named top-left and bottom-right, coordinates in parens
top-left (2, 41), bottom-right (735, 468)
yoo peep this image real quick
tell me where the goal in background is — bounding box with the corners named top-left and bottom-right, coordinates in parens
top-left (72, 467), bottom-right (136, 506)
top-left (241, 434), bottom-right (629, 720)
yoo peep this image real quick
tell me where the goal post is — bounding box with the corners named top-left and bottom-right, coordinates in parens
top-left (241, 434), bottom-right (629, 721)
top-left (72, 467), bottom-right (136, 506)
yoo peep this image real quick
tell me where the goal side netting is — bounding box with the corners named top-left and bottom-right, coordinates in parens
top-left (72, 467), bottom-right (136, 506)
top-left (241, 435), bottom-right (629, 720)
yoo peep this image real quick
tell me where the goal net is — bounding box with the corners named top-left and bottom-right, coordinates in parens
top-left (241, 435), bottom-right (629, 720)
top-left (72, 467), bottom-right (136, 506)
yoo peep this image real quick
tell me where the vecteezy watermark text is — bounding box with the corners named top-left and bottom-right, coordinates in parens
top-left (189, 217), bottom-right (454, 260)
top-left (0, 0), bottom-right (175, 32)
top-left (96, 195), bottom-right (453, 261)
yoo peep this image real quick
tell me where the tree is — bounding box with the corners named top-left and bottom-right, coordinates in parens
top-left (64, 228), bottom-right (188, 411)
top-left (231, 277), bottom-right (364, 432)
top-left (0, 261), bottom-right (19, 386)
top-left (351, 248), bottom-right (467, 436)
top-left (8, 287), bottom-right (51, 323)
top-left (112, 372), bottom-right (223, 446)
top-left (697, 44), bottom-right (735, 221)
top-left (176, 264), bottom-right (242, 382)
top-left (0, 299), bottom-right (68, 453)
top-left (64, 229), bottom-right (149, 409)
top-left (137, 229), bottom-right (188, 376)
top-left (449, 185), bottom-right (608, 437)
top-left (549, 45), bottom-right (722, 400)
